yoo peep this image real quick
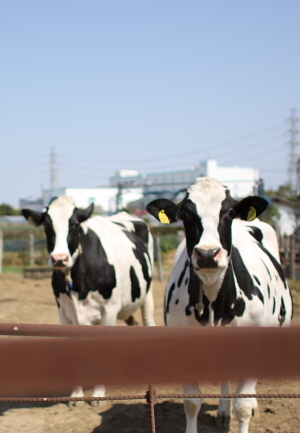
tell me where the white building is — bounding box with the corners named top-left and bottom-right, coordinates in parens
top-left (110, 160), bottom-right (259, 199)
top-left (43, 187), bottom-right (143, 214)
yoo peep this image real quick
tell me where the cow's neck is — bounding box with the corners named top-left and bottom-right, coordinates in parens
top-left (196, 262), bottom-right (238, 326)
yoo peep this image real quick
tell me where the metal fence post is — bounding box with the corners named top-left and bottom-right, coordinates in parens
top-left (154, 236), bottom-right (163, 282)
top-left (290, 235), bottom-right (296, 280)
top-left (146, 384), bottom-right (156, 433)
top-left (29, 233), bottom-right (35, 267)
top-left (0, 229), bottom-right (3, 274)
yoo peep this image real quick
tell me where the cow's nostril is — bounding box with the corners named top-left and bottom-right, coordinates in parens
top-left (51, 255), bottom-right (69, 267)
top-left (213, 247), bottom-right (220, 258)
top-left (194, 247), bottom-right (220, 268)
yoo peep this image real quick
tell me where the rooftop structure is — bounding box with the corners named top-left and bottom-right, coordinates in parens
top-left (110, 159), bottom-right (259, 199)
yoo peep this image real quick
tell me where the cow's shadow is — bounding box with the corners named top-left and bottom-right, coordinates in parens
top-left (93, 401), bottom-right (223, 433)
top-left (0, 399), bottom-right (59, 416)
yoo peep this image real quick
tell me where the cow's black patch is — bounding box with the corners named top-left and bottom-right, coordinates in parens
top-left (183, 269), bottom-right (209, 325)
top-left (252, 285), bottom-right (264, 304)
top-left (261, 259), bottom-right (272, 280)
top-left (273, 297), bottom-right (276, 314)
top-left (130, 266), bottom-right (141, 302)
top-left (123, 230), bottom-right (152, 292)
top-left (69, 228), bottom-right (117, 300)
top-left (234, 297), bottom-right (246, 317)
top-left (165, 283), bottom-right (176, 324)
top-left (131, 220), bottom-right (149, 244)
top-left (44, 214), bottom-right (56, 253)
top-left (267, 284), bottom-right (271, 298)
top-left (217, 197), bottom-right (236, 255)
top-left (247, 226), bottom-right (263, 243)
top-left (178, 261), bottom-right (189, 288)
top-left (253, 275), bottom-right (261, 286)
top-left (180, 198), bottom-right (203, 258)
top-left (279, 297), bottom-right (286, 326)
top-left (52, 270), bottom-right (71, 300)
top-left (185, 278), bottom-right (189, 285)
top-left (257, 243), bottom-right (287, 288)
top-left (67, 212), bottom-right (82, 255)
top-left (112, 221), bottom-right (126, 228)
top-left (175, 299), bottom-right (179, 305)
top-left (231, 247), bottom-right (264, 304)
top-left (211, 264), bottom-right (245, 326)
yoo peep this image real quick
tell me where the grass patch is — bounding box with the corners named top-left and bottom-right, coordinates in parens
top-left (289, 279), bottom-right (300, 317)
top-left (2, 266), bottom-right (23, 274)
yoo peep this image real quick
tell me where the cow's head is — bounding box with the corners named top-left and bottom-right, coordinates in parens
top-left (22, 196), bottom-right (94, 268)
top-left (146, 177), bottom-right (268, 285)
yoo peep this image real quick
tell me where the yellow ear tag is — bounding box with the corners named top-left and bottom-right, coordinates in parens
top-left (158, 210), bottom-right (170, 224)
top-left (247, 206), bottom-right (256, 221)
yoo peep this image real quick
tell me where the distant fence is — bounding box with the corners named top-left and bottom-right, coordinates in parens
top-left (1, 324), bottom-right (300, 432)
top-left (0, 229), bottom-right (300, 281)
top-left (279, 234), bottom-right (300, 280)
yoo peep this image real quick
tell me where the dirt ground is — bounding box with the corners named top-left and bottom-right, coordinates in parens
top-left (0, 268), bottom-right (300, 432)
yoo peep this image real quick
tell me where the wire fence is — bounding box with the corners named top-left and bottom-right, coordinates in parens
top-left (1, 323), bottom-right (300, 432)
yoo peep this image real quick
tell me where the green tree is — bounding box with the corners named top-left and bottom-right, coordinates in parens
top-left (0, 204), bottom-right (20, 216)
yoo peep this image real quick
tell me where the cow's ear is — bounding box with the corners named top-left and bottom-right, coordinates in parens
top-left (76, 203), bottom-right (94, 223)
top-left (22, 209), bottom-right (45, 226)
top-left (233, 196), bottom-right (268, 221)
top-left (146, 199), bottom-right (180, 224)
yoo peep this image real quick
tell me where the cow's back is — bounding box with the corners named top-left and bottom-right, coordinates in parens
top-left (58, 213), bottom-right (154, 324)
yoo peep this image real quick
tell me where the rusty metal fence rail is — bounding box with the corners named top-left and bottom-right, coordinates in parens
top-left (1, 323), bottom-right (300, 432)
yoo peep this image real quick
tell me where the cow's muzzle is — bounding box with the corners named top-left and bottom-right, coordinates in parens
top-left (51, 254), bottom-right (69, 268)
top-left (193, 247), bottom-right (221, 268)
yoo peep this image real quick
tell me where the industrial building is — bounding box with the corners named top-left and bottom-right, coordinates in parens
top-left (110, 159), bottom-right (259, 199)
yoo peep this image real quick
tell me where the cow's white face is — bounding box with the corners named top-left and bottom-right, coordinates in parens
top-left (146, 176), bottom-right (268, 286)
top-left (22, 196), bottom-right (94, 269)
top-left (46, 197), bottom-right (77, 268)
top-left (181, 178), bottom-right (232, 285)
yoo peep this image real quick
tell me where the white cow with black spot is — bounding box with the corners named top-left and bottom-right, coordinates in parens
top-left (22, 196), bottom-right (155, 403)
top-left (147, 177), bottom-right (292, 433)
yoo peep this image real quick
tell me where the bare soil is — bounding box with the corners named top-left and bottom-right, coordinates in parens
top-left (0, 268), bottom-right (300, 433)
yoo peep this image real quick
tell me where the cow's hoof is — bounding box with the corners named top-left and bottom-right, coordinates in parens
top-left (252, 406), bottom-right (260, 418)
top-left (68, 399), bottom-right (85, 407)
top-left (89, 400), bottom-right (106, 408)
top-left (125, 315), bottom-right (139, 326)
top-left (216, 414), bottom-right (231, 428)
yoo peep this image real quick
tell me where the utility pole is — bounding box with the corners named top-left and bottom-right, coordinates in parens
top-left (287, 108), bottom-right (299, 193)
top-left (50, 147), bottom-right (58, 190)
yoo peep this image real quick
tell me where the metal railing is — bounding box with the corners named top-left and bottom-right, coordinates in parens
top-left (1, 323), bottom-right (300, 432)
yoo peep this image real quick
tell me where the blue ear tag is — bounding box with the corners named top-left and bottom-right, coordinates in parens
top-left (66, 280), bottom-right (73, 293)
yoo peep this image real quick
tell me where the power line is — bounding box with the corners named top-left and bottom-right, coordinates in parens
top-left (50, 147), bottom-right (58, 190)
top-left (286, 108), bottom-right (299, 191)
top-left (58, 121), bottom-right (285, 166)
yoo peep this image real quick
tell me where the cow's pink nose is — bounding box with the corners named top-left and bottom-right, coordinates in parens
top-left (51, 254), bottom-right (69, 267)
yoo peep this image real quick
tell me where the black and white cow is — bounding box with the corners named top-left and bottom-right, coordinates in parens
top-left (22, 196), bottom-right (155, 402)
top-left (146, 177), bottom-right (292, 433)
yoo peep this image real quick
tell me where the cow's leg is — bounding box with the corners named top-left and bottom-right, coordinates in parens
top-left (182, 383), bottom-right (201, 433)
top-left (88, 310), bottom-right (118, 406)
top-left (90, 385), bottom-right (106, 407)
top-left (233, 379), bottom-right (257, 433)
top-left (141, 283), bottom-right (156, 326)
top-left (216, 380), bottom-right (231, 429)
top-left (68, 386), bottom-right (85, 407)
top-left (100, 308), bottom-right (118, 326)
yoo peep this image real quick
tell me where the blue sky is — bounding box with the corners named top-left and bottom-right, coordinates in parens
top-left (1, 1), bottom-right (299, 207)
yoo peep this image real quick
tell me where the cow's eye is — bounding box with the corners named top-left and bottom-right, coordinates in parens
top-left (228, 209), bottom-right (235, 218)
top-left (71, 222), bottom-right (80, 229)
